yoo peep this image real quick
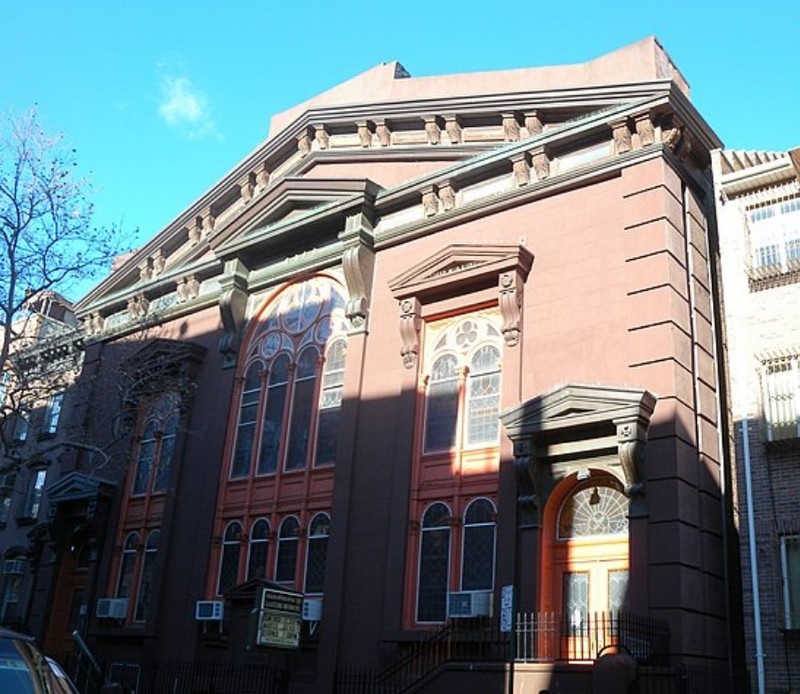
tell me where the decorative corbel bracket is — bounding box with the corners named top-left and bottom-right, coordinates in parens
top-left (614, 415), bottom-right (648, 516)
top-left (399, 298), bottom-right (422, 369)
top-left (513, 439), bottom-right (538, 513)
top-left (499, 270), bottom-right (524, 346)
top-left (340, 213), bottom-right (376, 332)
top-left (218, 258), bottom-right (250, 369)
top-left (611, 119), bottom-right (633, 155)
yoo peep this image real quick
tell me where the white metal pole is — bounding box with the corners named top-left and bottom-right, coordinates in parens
top-left (742, 418), bottom-right (766, 694)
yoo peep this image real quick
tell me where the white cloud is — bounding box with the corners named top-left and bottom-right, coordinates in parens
top-left (157, 74), bottom-right (219, 140)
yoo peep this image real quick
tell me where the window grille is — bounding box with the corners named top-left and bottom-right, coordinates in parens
top-left (748, 197), bottom-right (800, 272)
top-left (762, 357), bottom-right (800, 441)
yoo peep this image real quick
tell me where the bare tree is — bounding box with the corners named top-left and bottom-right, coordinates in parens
top-left (0, 109), bottom-right (127, 461)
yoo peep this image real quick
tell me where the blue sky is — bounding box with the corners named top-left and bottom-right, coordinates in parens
top-left (5, 1), bottom-right (799, 297)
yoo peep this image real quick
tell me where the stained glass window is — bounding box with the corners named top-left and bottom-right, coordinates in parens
top-left (423, 315), bottom-right (502, 453)
top-left (304, 513), bottom-right (330, 593)
top-left (462, 498), bottom-right (496, 591)
top-left (218, 522), bottom-right (242, 595)
top-left (557, 483), bottom-right (628, 539)
top-left (417, 503), bottom-right (451, 622)
top-left (230, 278), bottom-right (348, 477)
top-left (247, 519), bottom-right (270, 581)
top-left (275, 516), bottom-right (300, 583)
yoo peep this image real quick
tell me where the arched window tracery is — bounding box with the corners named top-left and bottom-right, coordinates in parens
top-left (557, 481), bottom-right (629, 540)
top-left (230, 278), bottom-right (347, 478)
top-left (423, 317), bottom-right (502, 454)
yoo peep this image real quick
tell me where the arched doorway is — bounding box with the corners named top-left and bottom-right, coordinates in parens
top-left (541, 473), bottom-right (629, 658)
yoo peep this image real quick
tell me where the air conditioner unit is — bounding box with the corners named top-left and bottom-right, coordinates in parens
top-left (448, 591), bottom-right (492, 619)
top-left (195, 600), bottom-right (224, 621)
top-left (302, 598), bottom-right (323, 622)
top-left (3, 559), bottom-right (26, 575)
top-left (96, 598), bottom-right (128, 619)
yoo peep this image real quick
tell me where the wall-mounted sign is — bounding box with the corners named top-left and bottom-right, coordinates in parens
top-left (500, 584), bottom-right (514, 633)
top-left (255, 587), bottom-right (303, 649)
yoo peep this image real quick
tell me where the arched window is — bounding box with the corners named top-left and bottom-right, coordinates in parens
top-left (232, 363), bottom-right (263, 478)
top-left (134, 530), bottom-right (160, 623)
top-left (304, 513), bottom-right (330, 594)
top-left (117, 532), bottom-right (139, 598)
top-left (218, 521), bottom-right (242, 595)
top-left (423, 317), bottom-right (502, 453)
top-left (316, 339), bottom-right (346, 466)
top-left (286, 348), bottom-right (319, 470)
top-left (417, 503), bottom-right (451, 622)
top-left (131, 393), bottom-right (180, 495)
top-left (462, 498), bottom-right (496, 591)
top-left (229, 278), bottom-right (348, 478)
top-left (465, 346), bottom-right (501, 446)
top-left (275, 516), bottom-right (300, 583)
top-left (247, 519), bottom-right (270, 581)
top-left (557, 483), bottom-right (629, 539)
top-left (259, 354), bottom-right (289, 475)
top-left (424, 355), bottom-right (460, 452)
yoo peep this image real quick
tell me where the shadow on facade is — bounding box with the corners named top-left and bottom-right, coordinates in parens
top-left (0, 323), bottom-right (747, 694)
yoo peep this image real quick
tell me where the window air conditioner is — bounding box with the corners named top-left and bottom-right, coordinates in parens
top-left (302, 598), bottom-right (323, 622)
top-left (3, 559), bottom-right (26, 575)
top-left (447, 591), bottom-right (492, 619)
top-left (195, 600), bottom-right (224, 621)
top-left (96, 598), bottom-right (129, 619)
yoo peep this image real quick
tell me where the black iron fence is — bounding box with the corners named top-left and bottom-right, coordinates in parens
top-left (514, 611), bottom-right (671, 664)
top-left (70, 658), bottom-right (288, 694)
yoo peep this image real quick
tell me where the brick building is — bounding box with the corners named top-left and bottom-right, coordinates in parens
top-left (15, 38), bottom-right (743, 692)
top-left (714, 146), bottom-right (800, 693)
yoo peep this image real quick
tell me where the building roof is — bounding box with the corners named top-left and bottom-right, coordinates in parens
top-left (269, 37), bottom-right (689, 138)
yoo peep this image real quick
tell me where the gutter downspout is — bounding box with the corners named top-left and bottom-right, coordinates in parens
top-left (742, 417), bottom-right (766, 694)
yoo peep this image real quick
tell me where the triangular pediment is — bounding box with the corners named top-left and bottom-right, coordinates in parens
top-left (47, 472), bottom-right (116, 504)
top-left (501, 383), bottom-right (656, 438)
top-left (211, 177), bottom-right (380, 254)
top-left (389, 243), bottom-right (533, 300)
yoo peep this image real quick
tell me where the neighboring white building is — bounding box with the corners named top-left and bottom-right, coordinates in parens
top-left (714, 146), bottom-right (800, 693)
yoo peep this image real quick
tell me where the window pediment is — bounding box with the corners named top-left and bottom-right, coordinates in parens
top-left (501, 383), bottom-right (656, 438)
top-left (389, 244), bottom-right (533, 301)
top-left (47, 472), bottom-right (116, 504)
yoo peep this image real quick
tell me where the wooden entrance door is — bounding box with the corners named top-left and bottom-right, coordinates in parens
top-left (43, 542), bottom-right (91, 660)
top-left (547, 480), bottom-right (630, 661)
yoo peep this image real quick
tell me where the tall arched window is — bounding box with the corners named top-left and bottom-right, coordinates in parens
top-left (304, 513), bottom-right (330, 594)
top-left (259, 354), bottom-right (289, 475)
top-left (461, 498), bottom-right (496, 591)
top-left (232, 363), bottom-right (263, 477)
top-left (423, 317), bottom-right (502, 453)
top-left (218, 521), bottom-right (242, 595)
top-left (117, 532), bottom-right (139, 599)
top-left (247, 519), bottom-right (270, 581)
top-left (229, 278), bottom-right (348, 478)
top-left (275, 516), bottom-right (300, 583)
top-left (131, 393), bottom-right (180, 495)
top-left (417, 503), bottom-right (451, 623)
top-left (286, 348), bottom-right (319, 470)
top-left (316, 339), bottom-right (346, 466)
top-left (134, 530), bottom-right (160, 622)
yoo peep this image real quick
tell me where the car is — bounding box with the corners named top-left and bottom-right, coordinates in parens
top-left (0, 627), bottom-right (79, 693)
